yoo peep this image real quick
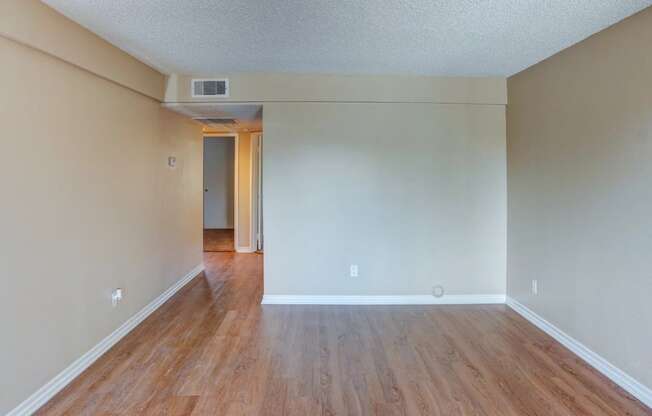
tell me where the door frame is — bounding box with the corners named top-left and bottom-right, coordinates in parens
top-left (203, 133), bottom-right (240, 249)
top-left (250, 132), bottom-right (263, 252)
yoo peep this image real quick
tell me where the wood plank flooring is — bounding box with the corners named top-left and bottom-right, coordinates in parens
top-left (36, 252), bottom-right (651, 415)
top-left (203, 228), bottom-right (234, 252)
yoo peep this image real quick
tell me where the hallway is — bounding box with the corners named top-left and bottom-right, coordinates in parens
top-left (36, 252), bottom-right (650, 415)
top-left (203, 229), bottom-right (235, 252)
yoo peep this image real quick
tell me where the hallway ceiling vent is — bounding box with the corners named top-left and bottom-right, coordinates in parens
top-left (194, 118), bottom-right (237, 126)
top-left (191, 79), bottom-right (229, 98)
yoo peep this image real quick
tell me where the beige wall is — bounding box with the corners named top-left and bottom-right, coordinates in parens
top-left (507, 7), bottom-right (652, 390)
top-left (237, 133), bottom-right (253, 249)
top-left (263, 102), bottom-right (506, 296)
top-left (0, 0), bottom-right (165, 100)
top-left (167, 72), bottom-right (508, 297)
top-left (0, 33), bottom-right (202, 416)
top-left (169, 73), bottom-right (508, 259)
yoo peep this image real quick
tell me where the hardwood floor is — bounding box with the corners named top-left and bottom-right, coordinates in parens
top-left (37, 252), bottom-right (651, 415)
top-left (203, 228), bottom-right (234, 252)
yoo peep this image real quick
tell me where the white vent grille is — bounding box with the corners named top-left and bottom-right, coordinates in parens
top-left (191, 79), bottom-right (229, 97)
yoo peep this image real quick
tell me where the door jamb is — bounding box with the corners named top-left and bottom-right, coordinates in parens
top-left (250, 132), bottom-right (263, 252)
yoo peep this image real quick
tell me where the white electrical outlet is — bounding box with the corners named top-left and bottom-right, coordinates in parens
top-left (532, 280), bottom-right (538, 295)
top-left (350, 264), bottom-right (359, 277)
top-left (111, 288), bottom-right (124, 307)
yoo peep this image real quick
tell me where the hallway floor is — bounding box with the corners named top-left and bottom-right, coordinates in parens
top-left (203, 228), bottom-right (234, 252)
top-left (36, 252), bottom-right (651, 415)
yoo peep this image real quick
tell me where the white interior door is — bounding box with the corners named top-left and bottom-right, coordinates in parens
top-left (203, 138), bottom-right (235, 229)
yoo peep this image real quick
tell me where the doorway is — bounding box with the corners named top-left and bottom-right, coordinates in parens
top-left (162, 103), bottom-right (263, 254)
top-left (203, 136), bottom-right (236, 252)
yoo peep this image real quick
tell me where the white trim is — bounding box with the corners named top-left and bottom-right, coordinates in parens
top-left (261, 294), bottom-right (506, 305)
top-left (253, 132), bottom-right (264, 252)
top-left (236, 246), bottom-right (256, 253)
top-left (6, 264), bottom-right (205, 416)
top-left (506, 297), bottom-right (652, 409)
top-left (249, 132), bottom-right (261, 252)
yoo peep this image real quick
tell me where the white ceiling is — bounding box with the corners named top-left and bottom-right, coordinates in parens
top-left (43, 0), bottom-right (651, 76)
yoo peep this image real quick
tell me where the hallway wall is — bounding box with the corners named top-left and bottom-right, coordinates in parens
top-left (236, 132), bottom-right (253, 250)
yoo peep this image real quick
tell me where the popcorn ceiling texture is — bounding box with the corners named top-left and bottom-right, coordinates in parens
top-left (42, 0), bottom-right (651, 76)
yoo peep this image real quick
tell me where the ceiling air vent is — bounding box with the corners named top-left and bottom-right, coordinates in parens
top-left (191, 79), bottom-right (229, 98)
top-left (194, 118), bottom-right (237, 126)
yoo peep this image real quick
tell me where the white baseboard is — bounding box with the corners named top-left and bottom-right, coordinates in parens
top-left (261, 294), bottom-right (506, 305)
top-left (6, 263), bottom-right (205, 416)
top-left (235, 246), bottom-right (256, 253)
top-left (506, 297), bottom-right (652, 409)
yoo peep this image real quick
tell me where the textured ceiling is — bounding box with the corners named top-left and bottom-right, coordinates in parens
top-left (42, 0), bottom-right (651, 76)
